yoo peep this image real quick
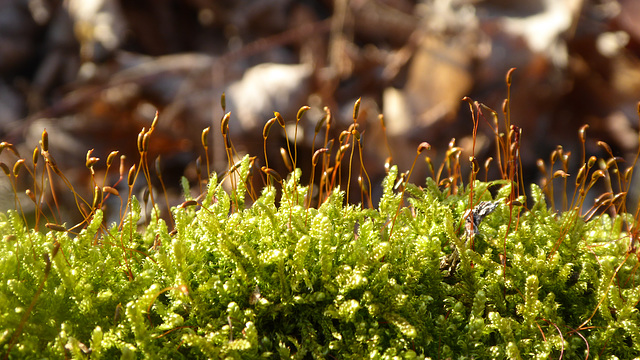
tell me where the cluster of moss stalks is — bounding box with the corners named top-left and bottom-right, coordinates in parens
top-left (2, 74), bottom-right (640, 359)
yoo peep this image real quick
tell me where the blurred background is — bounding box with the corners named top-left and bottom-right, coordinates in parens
top-left (1, 0), bottom-right (640, 221)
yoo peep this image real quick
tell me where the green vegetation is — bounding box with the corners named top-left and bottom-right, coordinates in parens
top-left (1, 75), bottom-right (640, 358)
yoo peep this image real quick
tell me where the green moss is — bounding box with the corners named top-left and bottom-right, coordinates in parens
top-left (1, 85), bottom-right (639, 358)
top-left (1, 159), bottom-right (639, 359)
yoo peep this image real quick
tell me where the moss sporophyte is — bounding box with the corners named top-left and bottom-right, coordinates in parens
top-left (2, 78), bottom-right (640, 358)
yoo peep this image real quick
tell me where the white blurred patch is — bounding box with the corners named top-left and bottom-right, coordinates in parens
top-left (596, 31), bottom-right (630, 58)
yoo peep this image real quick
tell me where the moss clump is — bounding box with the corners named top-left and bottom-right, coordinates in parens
top-left (2, 79), bottom-right (640, 357)
top-left (1, 152), bottom-right (639, 359)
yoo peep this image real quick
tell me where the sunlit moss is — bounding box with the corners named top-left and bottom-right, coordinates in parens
top-left (2, 84), bottom-right (640, 357)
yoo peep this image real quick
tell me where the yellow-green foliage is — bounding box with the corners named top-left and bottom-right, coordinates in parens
top-left (1, 154), bottom-right (639, 359)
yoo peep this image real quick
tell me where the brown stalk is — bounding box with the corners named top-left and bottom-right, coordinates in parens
top-left (355, 129), bottom-right (373, 208)
top-left (280, 147), bottom-right (293, 173)
top-left (389, 142), bottom-right (430, 240)
top-left (424, 156), bottom-right (434, 179)
top-left (201, 127), bottom-right (211, 182)
top-left (276, 110), bottom-right (300, 204)
top-left (155, 156), bottom-right (173, 227)
top-left (345, 98), bottom-right (361, 205)
top-left (220, 112), bottom-right (241, 210)
top-left (41, 144), bottom-right (94, 228)
top-left (29, 146), bottom-right (49, 228)
top-left (102, 151), bottom-right (120, 189)
top-left (318, 108), bottom-right (333, 205)
top-left (117, 163), bottom-right (137, 280)
top-left (195, 156), bottom-right (203, 195)
top-left (262, 117), bottom-right (277, 186)
top-left (483, 157), bottom-right (493, 182)
top-left (463, 97), bottom-right (481, 213)
top-left (308, 148), bottom-right (328, 211)
top-left (379, 114), bottom-right (393, 165)
top-left (295, 105), bottom-right (310, 169)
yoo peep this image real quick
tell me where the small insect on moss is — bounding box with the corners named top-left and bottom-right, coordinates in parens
top-left (442, 200), bottom-right (501, 277)
top-left (464, 200), bottom-right (500, 238)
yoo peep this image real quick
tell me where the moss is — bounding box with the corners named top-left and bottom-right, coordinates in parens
top-left (0, 160), bottom-right (638, 358)
top-left (1, 88), bottom-right (640, 358)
